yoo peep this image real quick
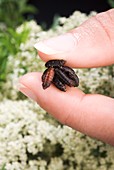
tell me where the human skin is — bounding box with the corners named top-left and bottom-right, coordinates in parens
top-left (19, 9), bottom-right (114, 146)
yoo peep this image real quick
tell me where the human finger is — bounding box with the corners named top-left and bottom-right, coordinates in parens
top-left (19, 72), bottom-right (114, 146)
top-left (34, 9), bottom-right (114, 68)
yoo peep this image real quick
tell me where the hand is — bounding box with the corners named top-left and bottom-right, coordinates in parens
top-left (19, 9), bottom-right (114, 146)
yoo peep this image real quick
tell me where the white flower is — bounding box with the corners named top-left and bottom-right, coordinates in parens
top-left (0, 10), bottom-right (114, 170)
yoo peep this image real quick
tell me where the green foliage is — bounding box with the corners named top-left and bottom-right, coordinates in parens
top-left (0, 0), bottom-right (37, 28)
top-left (108, 0), bottom-right (114, 7)
top-left (0, 164), bottom-right (6, 170)
top-left (0, 0), bottom-right (36, 81)
top-left (0, 27), bottom-right (30, 81)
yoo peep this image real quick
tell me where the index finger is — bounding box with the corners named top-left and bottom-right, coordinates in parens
top-left (35, 9), bottom-right (114, 68)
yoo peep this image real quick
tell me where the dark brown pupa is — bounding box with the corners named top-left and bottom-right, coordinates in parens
top-left (42, 67), bottom-right (55, 89)
top-left (42, 59), bottom-right (79, 91)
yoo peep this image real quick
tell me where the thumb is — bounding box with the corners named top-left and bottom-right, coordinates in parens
top-left (35, 9), bottom-right (114, 68)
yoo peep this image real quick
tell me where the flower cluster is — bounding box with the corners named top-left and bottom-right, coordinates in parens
top-left (0, 10), bottom-right (114, 170)
top-left (0, 99), bottom-right (114, 170)
top-left (0, 11), bottom-right (114, 100)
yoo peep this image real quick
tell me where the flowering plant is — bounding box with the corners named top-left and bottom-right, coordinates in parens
top-left (0, 11), bottom-right (114, 170)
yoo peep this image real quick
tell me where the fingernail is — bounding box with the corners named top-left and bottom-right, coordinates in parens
top-left (34, 33), bottom-right (77, 55)
top-left (18, 83), bottom-right (37, 102)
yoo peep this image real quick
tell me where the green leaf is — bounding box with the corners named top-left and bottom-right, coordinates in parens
top-left (0, 0), bottom-right (37, 27)
top-left (108, 0), bottom-right (114, 7)
top-left (0, 26), bottom-right (30, 81)
top-left (0, 164), bottom-right (6, 170)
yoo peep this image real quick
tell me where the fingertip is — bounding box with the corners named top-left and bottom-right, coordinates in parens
top-left (34, 33), bottom-right (76, 63)
top-left (18, 72), bottom-right (84, 123)
top-left (19, 72), bottom-right (41, 87)
top-left (35, 9), bottom-right (114, 68)
top-left (18, 72), bottom-right (42, 101)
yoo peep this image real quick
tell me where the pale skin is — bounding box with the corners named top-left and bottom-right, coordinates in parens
top-left (19, 9), bottom-right (114, 146)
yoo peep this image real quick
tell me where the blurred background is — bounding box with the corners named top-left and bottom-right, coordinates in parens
top-left (28, 0), bottom-right (111, 28)
top-left (0, 0), bottom-right (112, 82)
top-left (0, 1), bottom-right (114, 170)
